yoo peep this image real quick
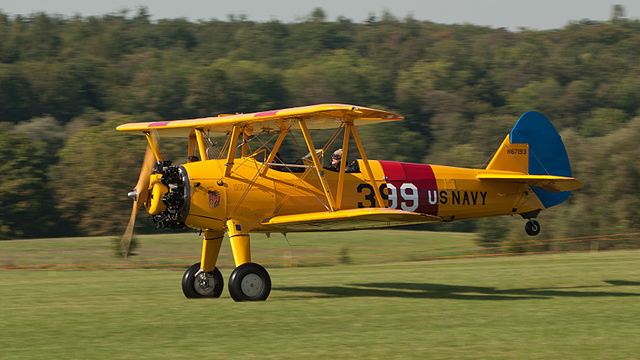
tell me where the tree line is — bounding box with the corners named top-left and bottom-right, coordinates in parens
top-left (1, 7), bottom-right (639, 251)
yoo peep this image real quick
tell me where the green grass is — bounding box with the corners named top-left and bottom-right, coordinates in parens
top-left (0, 230), bottom-right (482, 269)
top-left (0, 233), bottom-right (639, 359)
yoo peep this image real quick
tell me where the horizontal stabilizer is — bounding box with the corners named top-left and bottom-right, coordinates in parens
top-left (476, 173), bottom-right (584, 193)
top-left (261, 208), bottom-right (441, 232)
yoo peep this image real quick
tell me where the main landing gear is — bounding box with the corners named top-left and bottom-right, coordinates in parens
top-left (182, 221), bottom-right (272, 301)
top-left (525, 219), bottom-right (541, 236)
top-left (182, 262), bottom-right (271, 301)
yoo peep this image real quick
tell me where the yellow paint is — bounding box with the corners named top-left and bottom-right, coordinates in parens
top-left (182, 160), bottom-right (226, 231)
top-left (171, 148), bottom-right (579, 232)
top-left (147, 179), bottom-right (168, 215)
top-left (486, 135), bottom-right (529, 173)
top-left (194, 129), bottom-right (209, 161)
top-left (431, 165), bottom-right (523, 220)
top-left (227, 219), bottom-right (251, 266)
top-left (477, 173), bottom-right (583, 192)
top-left (178, 156), bottom-right (392, 231)
top-left (225, 126), bottom-right (240, 177)
top-left (262, 208), bottom-right (440, 232)
top-left (200, 230), bottom-right (224, 272)
top-left (116, 104), bottom-right (404, 138)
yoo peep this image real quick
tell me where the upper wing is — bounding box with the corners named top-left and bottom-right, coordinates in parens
top-left (116, 104), bottom-right (403, 137)
top-left (476, 173), bottom-right (583, 192)
top-left (260, 208), bottom-right (441, 232)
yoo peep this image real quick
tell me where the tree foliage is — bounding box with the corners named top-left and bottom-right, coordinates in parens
top-left (0, 123), bottom-right (58, 238)
top-left (53, 113), bottom-right (146, 236)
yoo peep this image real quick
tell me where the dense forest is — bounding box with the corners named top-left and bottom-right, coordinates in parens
top-left (1, 7), bottom-right (639, 251)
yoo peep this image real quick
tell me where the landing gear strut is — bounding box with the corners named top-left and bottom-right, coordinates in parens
top-left (182, 262), bottom-right (224, 298)
top-left (184, 221), bottom-right (272, 301)
top-left (525, 219), bottom-right (541, 236)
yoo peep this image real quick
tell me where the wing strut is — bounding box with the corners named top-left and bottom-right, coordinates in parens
top-left (225, 125), bottom-right (241, 177)
top-left (260, 121), bottom-right (289, 176)
top-left (194, 129), bottom-right (209, 161)
top-left (350, 123), bottom-right (384, 208)
top-left (335, 124), bottom-right (350, 209)
top-left (144, 131), bottom-right (163, 161)
top-left (298, 118), bottom-right (336, 212)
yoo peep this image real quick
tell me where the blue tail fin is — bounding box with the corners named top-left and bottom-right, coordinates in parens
top-left (510, 111), bottom-right (572, 208)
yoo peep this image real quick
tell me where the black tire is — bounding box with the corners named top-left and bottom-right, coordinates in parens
top-left (525, 220), bottom-right (541, 236)
top-left (228, 262), bottom-right (271, 302)
top-left (181, 262), bottom-right (224, 298)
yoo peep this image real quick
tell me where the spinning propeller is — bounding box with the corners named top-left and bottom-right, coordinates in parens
top-left (121, 146), bottom-right (156, 257)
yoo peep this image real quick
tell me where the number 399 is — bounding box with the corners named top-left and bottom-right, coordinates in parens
top-left (357, 183), bottom-right (418, 212)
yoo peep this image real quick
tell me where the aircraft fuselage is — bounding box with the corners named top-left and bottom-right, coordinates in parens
top-left (177, 158), bottom-right (543, 232)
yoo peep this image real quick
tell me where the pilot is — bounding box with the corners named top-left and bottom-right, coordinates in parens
top-left (330, 148), bottom-right (343, 170)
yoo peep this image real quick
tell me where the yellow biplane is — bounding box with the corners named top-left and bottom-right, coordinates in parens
top-left (117, 104), bottom-right (582, 301)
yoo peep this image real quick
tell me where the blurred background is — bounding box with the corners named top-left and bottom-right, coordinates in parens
top-left (1, 3), bottom-right (639, 253)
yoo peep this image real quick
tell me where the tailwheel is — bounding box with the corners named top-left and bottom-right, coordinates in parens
top-left (228, 263), bottom-right (271, 302)
top-left (525, 219), bottom-right (541, 236)
top-left (182, 262), bottom-right (224, 298)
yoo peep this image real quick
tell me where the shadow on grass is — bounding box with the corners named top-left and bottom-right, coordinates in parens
top-left (274, 280), bottom-right (640, 300)
top-left (605, 280), bottom-right (640, 286)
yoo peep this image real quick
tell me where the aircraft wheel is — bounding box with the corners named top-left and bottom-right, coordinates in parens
top-left (228, 262), bottom-right (271, 302)
top-left (181, 262), bottom-right (224, 298)
top-left (525, 220), bottom-right (541, 236)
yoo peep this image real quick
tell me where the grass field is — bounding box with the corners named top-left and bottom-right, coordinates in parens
top-left (1, 231), bottom-right (639, 359)
top-left (0, 230), bottom-right (483, 270)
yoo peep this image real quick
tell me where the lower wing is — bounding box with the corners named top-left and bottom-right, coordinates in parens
top-left (261, 208), bottom-right (441, 232)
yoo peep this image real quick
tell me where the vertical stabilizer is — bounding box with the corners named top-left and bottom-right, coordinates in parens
top-left (486, 134), bottom-right (529, 173)
top-left (486, 111), bottom-right (572, 208)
